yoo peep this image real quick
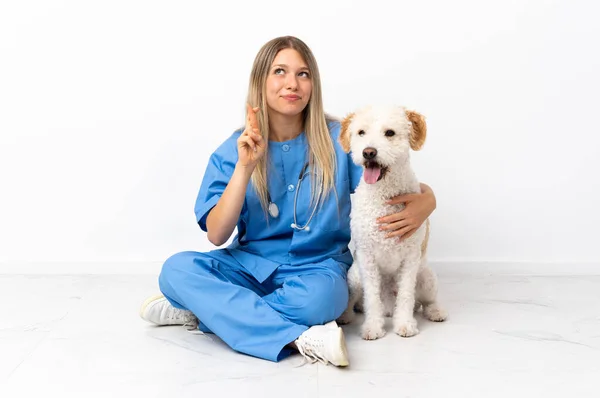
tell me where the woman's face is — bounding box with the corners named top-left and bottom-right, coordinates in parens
top-left (265, 48), bottom-right (312, 119)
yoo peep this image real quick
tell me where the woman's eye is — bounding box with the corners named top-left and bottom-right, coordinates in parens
top-left (274, 68), bottom-right (285, 75)
top-left (358, 130), bottom-right (365, 136)
top-left (299, 71), bottom-right (310, 77)
top-left (384, 130), bottom-right (395, 137)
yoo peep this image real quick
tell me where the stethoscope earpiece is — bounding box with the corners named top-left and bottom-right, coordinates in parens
top-left (290, 223), bottom-right (310, 232)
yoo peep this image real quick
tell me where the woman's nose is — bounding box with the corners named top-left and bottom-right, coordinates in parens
top-left (286, 75), bottom-right (298, 90)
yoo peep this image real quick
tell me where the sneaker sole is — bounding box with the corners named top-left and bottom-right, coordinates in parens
top-left (139, 294), bottom-right (165, 320)
top-left (333, 327), bottom-right (350, 367)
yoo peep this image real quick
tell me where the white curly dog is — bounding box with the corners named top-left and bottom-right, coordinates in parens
top-left (337, 105), bottom-right (447, 340)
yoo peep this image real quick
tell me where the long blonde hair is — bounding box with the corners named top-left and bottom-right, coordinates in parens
top-left (246, 36), bottom-right (337, 215)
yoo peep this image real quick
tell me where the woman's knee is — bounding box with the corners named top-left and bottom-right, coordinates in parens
top-left (291, 273), bottom-right (349, 326)
top-left (158, 251), bottom-right (206, 291)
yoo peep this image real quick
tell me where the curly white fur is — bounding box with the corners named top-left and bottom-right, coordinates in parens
top-left (337, 105), bottom-right (447, 340)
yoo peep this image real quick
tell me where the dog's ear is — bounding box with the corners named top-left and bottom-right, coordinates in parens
top-left (406, 110), bottom-right (427, 151)
top-left (339, 112), bottom-right (354, 153)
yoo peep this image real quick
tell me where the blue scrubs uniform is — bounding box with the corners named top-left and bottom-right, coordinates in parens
top-left (158, 121), bottom-right (363, 362)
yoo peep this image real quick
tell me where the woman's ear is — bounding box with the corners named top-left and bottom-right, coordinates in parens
top-left (339, 112), bottom-right (354, 153)
top-left (406, 110), bottom-right (427, 151)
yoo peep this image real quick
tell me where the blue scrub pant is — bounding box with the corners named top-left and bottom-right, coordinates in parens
top-left (157, 250), bottom-right (349, 362)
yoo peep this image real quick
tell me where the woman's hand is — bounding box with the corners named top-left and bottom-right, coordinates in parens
top-left (377, 183), bottom-right (437, 241)
top-left (237, 104), bottom-right (266, 169)
top-left (207, 104), bottom-right (265, 246)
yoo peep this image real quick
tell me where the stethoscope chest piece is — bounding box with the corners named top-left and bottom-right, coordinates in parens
top-left (268, 202), bottom-right (279, 218)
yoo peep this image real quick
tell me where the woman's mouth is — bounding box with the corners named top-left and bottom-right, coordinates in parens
top-left (283, 95), bottom-right (301, 101)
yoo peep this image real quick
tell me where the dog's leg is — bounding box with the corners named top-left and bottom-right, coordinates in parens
top-left (382, 275), bottom-right (397, 317)
top-left (413, 301), bottom-right (423, 313)
top-left (356, 250), bottom-right (386, 340)
top-left (392, 251), bottom-right (420, 337)
top-left (416, 261), bottom-right (448, 322)
top-left (337, 263), bottom-right (361, 324)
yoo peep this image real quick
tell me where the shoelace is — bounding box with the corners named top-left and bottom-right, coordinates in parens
top-left (182, 314), bottom-right (199, 331)
top-left (165, 306), bottom-right (199, 331)
top-left (183, 318), bottom-right (215, 342)
top-left (295, 337), bottom-right (329, 366)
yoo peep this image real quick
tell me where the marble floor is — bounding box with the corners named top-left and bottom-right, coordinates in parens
top-left (1, 269), bottom-right (599, 397)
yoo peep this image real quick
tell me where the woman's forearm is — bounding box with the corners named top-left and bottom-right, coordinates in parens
top-left (420, 182), bottom-right (437, 214)
top-left (206, 163), bottom-right (254, 246)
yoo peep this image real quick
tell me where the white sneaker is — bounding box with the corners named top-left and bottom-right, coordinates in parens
top-left (139, 294), bottom-right (198, 328)
top-left (294, 321), bottom-right (349, 367)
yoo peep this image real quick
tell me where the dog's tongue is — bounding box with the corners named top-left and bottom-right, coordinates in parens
top-left (364, 166), bottom-right (381, 184)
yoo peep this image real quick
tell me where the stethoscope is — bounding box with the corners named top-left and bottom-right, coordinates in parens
top-left (267, 162), bottom-right (322, 232)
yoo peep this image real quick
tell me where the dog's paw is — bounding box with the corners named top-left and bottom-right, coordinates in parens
top-left (393, 318), bottom-right (419, 337)
top-left (337, 310), bottom-right (355, 325)
top-left (361, 321), bottom-right (386, 340)
top-left (423, 304), bottom-right (448, 322)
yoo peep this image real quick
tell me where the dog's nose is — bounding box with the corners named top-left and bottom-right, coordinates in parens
top-left (363, 147), bottom-right (377, 160)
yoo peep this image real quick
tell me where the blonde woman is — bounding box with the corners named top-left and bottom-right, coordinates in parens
top-left (140, 36), bottom-right (437, 366)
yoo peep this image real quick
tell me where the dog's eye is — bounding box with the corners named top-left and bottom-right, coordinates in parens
top-left (358, 130), bottom-right (365, 136)
top-left (384, 130), bottom-right (395, 137)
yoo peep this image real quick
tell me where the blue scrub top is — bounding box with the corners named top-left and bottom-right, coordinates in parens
top-left (194, 120), bottom-right (363, 283)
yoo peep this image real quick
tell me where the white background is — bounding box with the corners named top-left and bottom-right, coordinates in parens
top-left (1, 0), bottom-right (598, 272)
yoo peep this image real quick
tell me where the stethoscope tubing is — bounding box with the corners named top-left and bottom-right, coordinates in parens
top-left (266, 162), bottom-right (320, 231)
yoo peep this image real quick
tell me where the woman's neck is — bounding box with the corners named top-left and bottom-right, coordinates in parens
top-left (268, 111), bottom-right (304, 142)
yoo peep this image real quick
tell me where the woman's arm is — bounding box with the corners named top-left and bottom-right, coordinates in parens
top-left (206, 104), bottom-right (265, 246)
top-left (206, 164), bottom-right (254, 246)
top-left (376, 182), bottom-right (437, 241)
top-left (419, 182), bottom-right (437, 213)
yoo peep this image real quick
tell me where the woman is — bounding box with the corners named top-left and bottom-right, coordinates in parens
top-left (140, 36), bottom-right (437, 366)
